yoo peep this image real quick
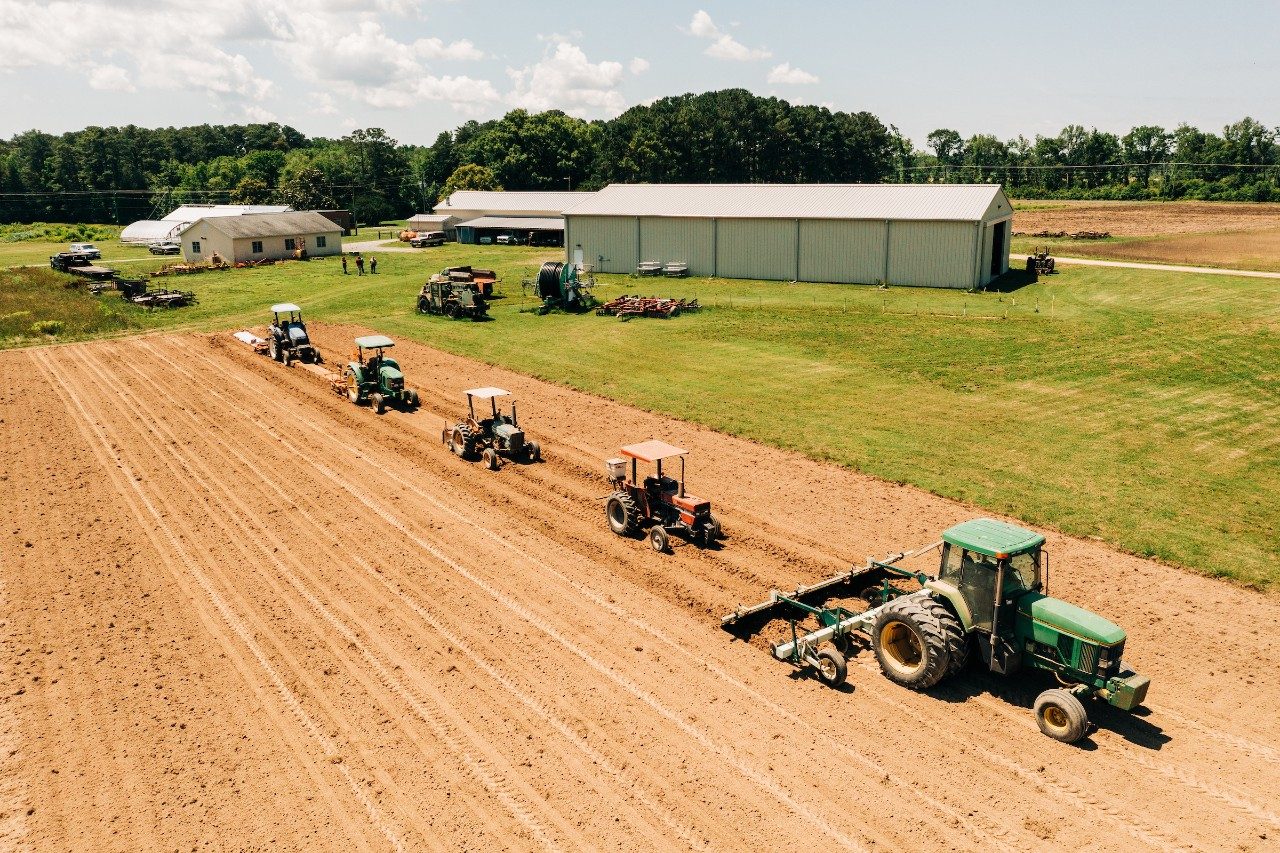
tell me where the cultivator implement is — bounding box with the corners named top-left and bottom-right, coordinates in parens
top-left (596, 295), bottom-right (699, 319)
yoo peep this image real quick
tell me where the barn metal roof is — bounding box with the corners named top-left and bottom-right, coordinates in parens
top-left (455, 216), bottom-right (564, 230)
top-left (435, 191), bottom-right (588, 215)
top-left (162, 204), bottom-right (290, 221)
top-left (179, 211), bottom-right (341, 239)
top-left (563, 184), bottom-right (1011, 223)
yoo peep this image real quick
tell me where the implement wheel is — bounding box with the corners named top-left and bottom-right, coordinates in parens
top-left (1034, 689), bottom-right (1089, 743)
top-left (815, 647), bottom-right (847, 688)
top-left (871, 597), bottom-right (957, 690)
top-left (606, 492), bottom-right (640, 537)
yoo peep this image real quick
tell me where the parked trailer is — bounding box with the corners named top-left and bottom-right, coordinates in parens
top-left (49, 253), bottom-right (116, 280)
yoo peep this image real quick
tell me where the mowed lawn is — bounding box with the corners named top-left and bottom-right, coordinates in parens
top-left (4, 240), bottom-right (1277, 588)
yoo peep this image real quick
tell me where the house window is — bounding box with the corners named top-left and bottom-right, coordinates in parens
top-left (315, 235), bottom-right (326, 248)
top-left (191, 241), bottom-right (200, 253)
top-left (284, 238), bottom-right (296, 251)
top-left (251, 240), bottom-right (263, 253)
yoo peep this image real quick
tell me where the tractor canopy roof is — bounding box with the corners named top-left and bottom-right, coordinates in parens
top-left (271, 302), bottom-right (301, 313)
top-left (620, 440), bottom-right (688, 463)
top-left (355, 335), bottom-right (395, 349)
top-left (943, 518), bottom-right (1045, 558)
top-left (465, 387), bottom-right (510, 399)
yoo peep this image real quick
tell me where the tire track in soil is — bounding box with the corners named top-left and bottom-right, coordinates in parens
top-left (162, 340), bottom-right (877, 853)
top-left (205, 328), bottom-right (1280, 848)
top-left (74, 343), bottom-right (570, 852)
top-left (175, 333), bottom-right (1157, 850)
top-left (33, 347), bottom-right (406, 853)
top-left (121, 348), bottom-right (708, 850)
top-left (181, 341), bottom-right (1042, 852)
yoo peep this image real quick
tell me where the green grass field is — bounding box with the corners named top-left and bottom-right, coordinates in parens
top-left (4, 238), bottom-right (1276, 589)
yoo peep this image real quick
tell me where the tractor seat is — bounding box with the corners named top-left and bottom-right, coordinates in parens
top-left (645, 476), bottom-right (678, 494)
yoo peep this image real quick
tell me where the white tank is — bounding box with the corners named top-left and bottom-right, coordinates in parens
top-left (605, 457), bottom-right (627, 481)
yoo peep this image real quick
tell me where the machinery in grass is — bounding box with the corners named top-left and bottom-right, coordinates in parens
top-left (526, 261), bottom-right (596, 314)
top-left (604, 441), bottom-right (722, 553)
top-left (596, 295), bottom-right (699, 319)
top-left (435, 266), bottom-right (498, 296)
top-left (723, 518), bottom-right (1150, 744)
top-left (49, 252), bottom-right (116, 281)
top-left (266, 303), bottom-right (321, 365)
top-left (112, 277), bottom-right (196, 308)
top-left (441, 387), bottom-right (542, 470)
top-left (340, 335), bottom-right (420, 414)
top-left (418, 277), bottom-right (489, 320)
top-left (1026, 248), bottom-right (1056, 275)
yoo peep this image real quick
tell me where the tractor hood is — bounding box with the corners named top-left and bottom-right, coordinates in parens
top-left (287, 325), bottom-right (309, 345)
top-left (493, 423), bottom-right (523, 442)
top-left (1018, 593), bottom-right (1126, 645)
top-left (379, 365), bottom-right (404, 382)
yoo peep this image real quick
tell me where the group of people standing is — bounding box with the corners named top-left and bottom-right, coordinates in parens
top-left (341, 253), bottom-right (378, 276)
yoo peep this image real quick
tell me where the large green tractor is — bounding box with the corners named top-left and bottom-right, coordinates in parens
top-left (341, 335), bottom-right (421, 414)
top-left (725, 518), bottom-right (1150, 743)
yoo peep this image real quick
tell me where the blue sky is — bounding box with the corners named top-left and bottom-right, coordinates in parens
top-left (1, 0), bottom-right (1276, 149)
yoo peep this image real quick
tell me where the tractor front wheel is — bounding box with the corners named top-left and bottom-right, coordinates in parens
top-left (649, 526), bottom-right (669, 553)
top-left (1034, 689), bottom-right (1089, 743)
top-left (482, 448), bottom-right (499, 470)
top-left (704, 514), bottom-right (722, 543)
top-left (372, 393), bottom-right (386, 414)
top-left (871, 597), bottom-right (958, 690)
top-left (526, 441), bottom-right (541, 463)
top-left (815, 647), bottom-right (847, 688)
top-left (606, 493), bottom-right (640, 537)
top-left (407, 389), bottom-right (420, 408)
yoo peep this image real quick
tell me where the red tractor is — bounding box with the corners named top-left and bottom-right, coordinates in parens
top-left (604, 441), bottom-right (723, 552)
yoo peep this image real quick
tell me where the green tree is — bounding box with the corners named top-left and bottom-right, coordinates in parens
top-left (440, 163), bottom-right (502, 199)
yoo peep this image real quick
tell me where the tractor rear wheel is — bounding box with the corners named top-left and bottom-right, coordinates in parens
top-left (450, 425), bottom-right (475, 458)
top-left (649, 526), bottom-right (669, 553)
top-left (269, 338), bottom-right (281, 361)
top-left (345, 370), bottom-right (361, 404)
top-left (605, 493), bottom-right (640, 537)
top-left (815, 647), bottom-right (847, 688)
top-left (1034, 689), bottom-right (1089, 743)
top-left (871, 597), bottom-right (956, 690)
top-left (482, 448), bottom-right (499, 470)
top-left (372, 393), bottom-right (386, 414)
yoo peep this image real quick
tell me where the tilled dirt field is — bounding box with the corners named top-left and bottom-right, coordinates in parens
top-left (1014, 200), bottom-right (1280, 237)
top-left (2, 325), bottom-right (1279, 851)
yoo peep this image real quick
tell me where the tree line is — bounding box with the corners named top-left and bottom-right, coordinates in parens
top-left (1, 89), bottom-right (1277, 227)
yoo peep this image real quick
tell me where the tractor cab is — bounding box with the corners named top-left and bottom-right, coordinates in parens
top-left (935, 518), bottom-right (1045, 634)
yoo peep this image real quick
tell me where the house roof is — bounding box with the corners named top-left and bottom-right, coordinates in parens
top-left (435, 190), bottom-right (589, 215)
top-left (179, 211), bottom-right (342, 240)
top-left (456, 215), bottom-right (564, 230)
top-left (563, 183), bottom-right (1011, 223)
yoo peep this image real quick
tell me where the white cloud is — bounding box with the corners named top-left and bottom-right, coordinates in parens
top-left (507, 42), bottom-right (625, 116)
top-left (241, 104), bottom-right (278, 123)
top-left (415, 37), bottom-right (484, 61)
top-left (87, 64), bottom-right (135, 92)
top-left (684, 9), bottom-right (770, 61)
top-left (629, 57), bottom-right (650, 75)
top-left (767, 62), bottom-right (819, 85)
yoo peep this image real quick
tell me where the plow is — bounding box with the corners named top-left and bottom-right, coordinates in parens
top-left (724, 518), bottom-right (1150, 743)
top-left (596, 295), bottom-right (699, 319)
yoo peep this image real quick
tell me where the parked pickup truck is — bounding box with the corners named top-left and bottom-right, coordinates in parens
top-left (410, 231), bottom-right (446, 248)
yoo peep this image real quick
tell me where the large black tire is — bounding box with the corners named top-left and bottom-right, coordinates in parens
top-left (871, 597), bottom-right (959, 690)
top-left (345, 369), bottom-right (361, 404)
top-left (269, 337), bottom-right (281, 362)
top-left (450, 424), bottom-right (475, 458)
top-left (1034, 689), bottom-right (1089, 743)
top-left (815, 647), bottom-right (847, 688)
top-left (445, 302), bottom-right (461, 320)
top-left (418, 296), bottom-right (430, 314)
top-left (605, 492), bottom-right (640, 537)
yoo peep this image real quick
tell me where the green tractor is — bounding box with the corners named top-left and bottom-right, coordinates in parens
top-left (724, 518), bottom-right (1150, 744)
top-left (341, 335), bottom-right (421, 414)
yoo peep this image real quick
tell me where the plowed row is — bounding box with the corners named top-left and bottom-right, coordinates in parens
top-left (1, 327), bottom-right (1277, 851)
